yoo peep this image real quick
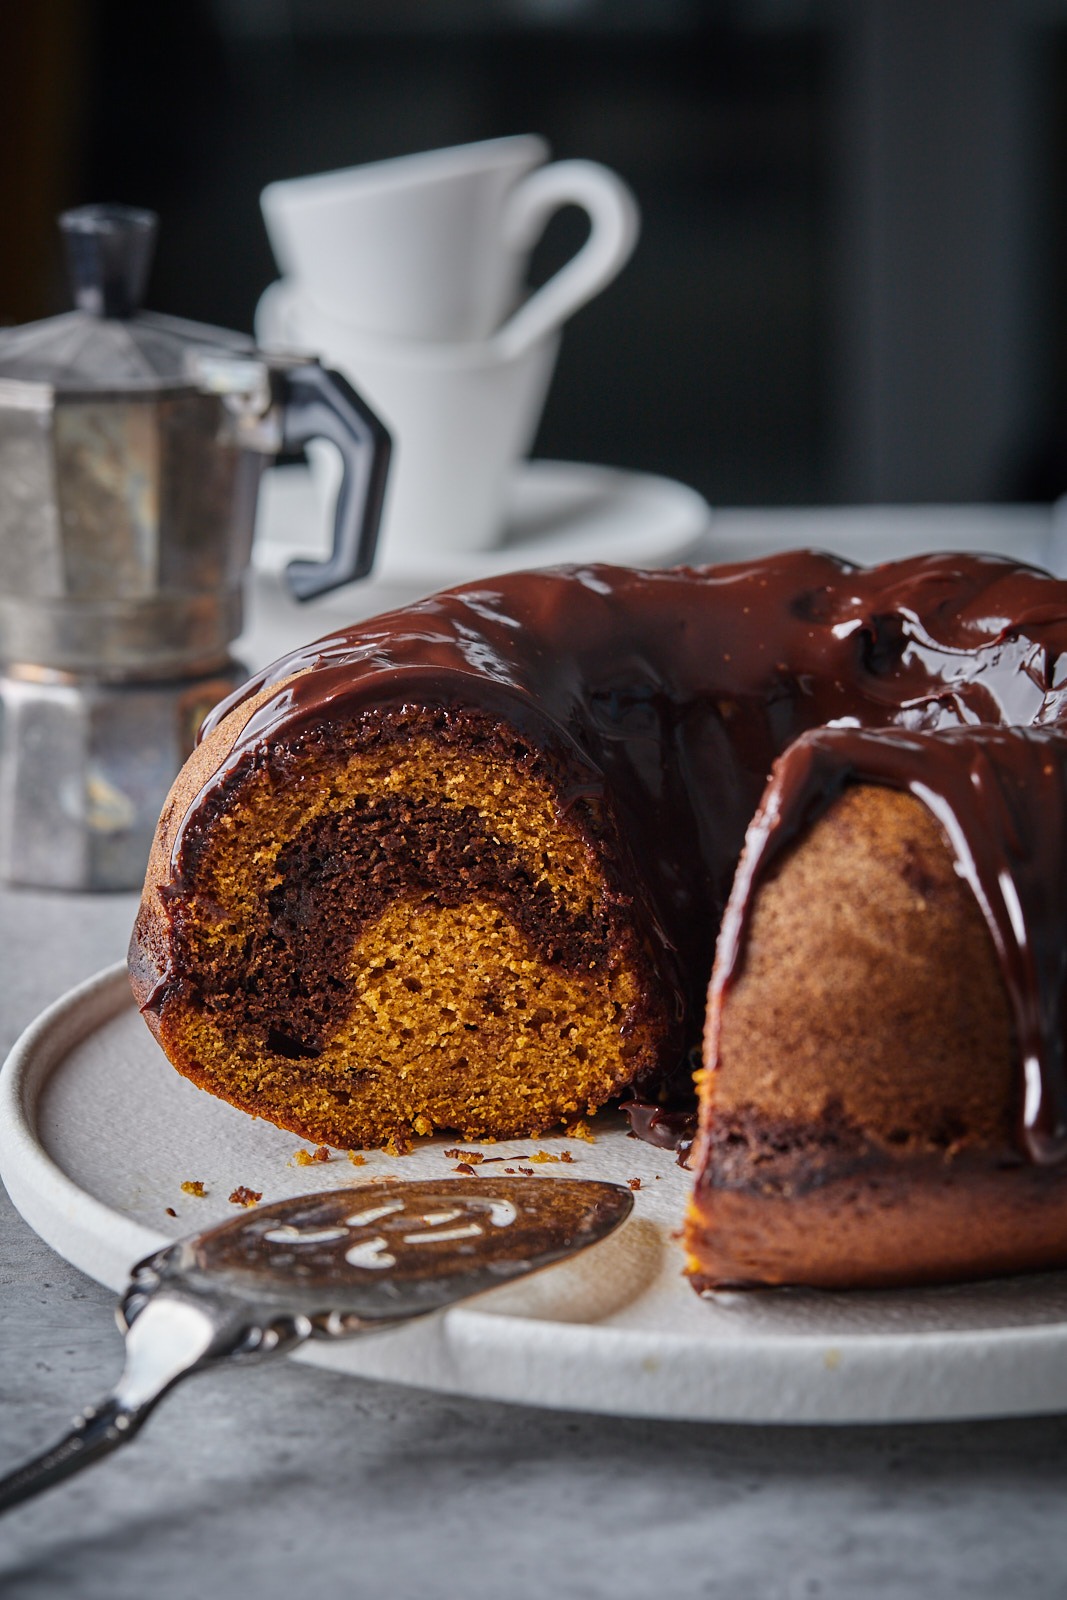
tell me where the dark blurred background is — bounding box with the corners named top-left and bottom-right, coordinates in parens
top-left (3, 0), bottom-right (1067, 507)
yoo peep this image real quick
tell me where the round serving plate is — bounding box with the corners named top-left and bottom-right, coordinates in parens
top-left (3, 963), bottom-right (1067, 1426)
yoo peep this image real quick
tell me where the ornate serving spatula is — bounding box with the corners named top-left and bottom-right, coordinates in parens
top-left (0, 1177), bottom-right (632, 1513)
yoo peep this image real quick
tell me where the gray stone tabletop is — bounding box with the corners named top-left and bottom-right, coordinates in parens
top-left (2, 561), bottom-right (1067, 1598)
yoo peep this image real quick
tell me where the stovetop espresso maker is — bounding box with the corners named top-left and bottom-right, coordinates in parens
top-left (0, 204), bottom-right (390, 890)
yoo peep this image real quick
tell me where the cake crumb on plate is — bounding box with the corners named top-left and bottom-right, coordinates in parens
top-left (293, 1145), bottom-right (331, 1166)
top-left (567, 1121), bottom-right (595, 1142)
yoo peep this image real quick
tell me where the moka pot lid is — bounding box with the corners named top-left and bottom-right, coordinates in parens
top-left (0, 204), bottom-right (263, 396)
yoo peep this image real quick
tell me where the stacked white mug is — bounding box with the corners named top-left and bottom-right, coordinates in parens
top-left (254, 135), bottom-right (640, 566)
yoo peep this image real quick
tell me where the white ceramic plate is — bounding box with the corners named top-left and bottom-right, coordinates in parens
top-left (4, 964), bottom-right (1067, 1425)
top-left (253, 458), bottom-right (711, 587)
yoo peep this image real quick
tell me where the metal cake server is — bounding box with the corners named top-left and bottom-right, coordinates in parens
top-left (0, 1177), bottom-right (632, 1513)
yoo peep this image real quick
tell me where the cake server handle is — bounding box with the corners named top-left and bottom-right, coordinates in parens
top-left (0, 1288), bottom-right (309, 1514)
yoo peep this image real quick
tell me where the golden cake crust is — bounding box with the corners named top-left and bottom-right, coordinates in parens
top-left (130, 669), bottom-right (311, 1013)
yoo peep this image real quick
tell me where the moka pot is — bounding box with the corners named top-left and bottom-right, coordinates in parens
top-left (0, 205), bottom-right (390, 890)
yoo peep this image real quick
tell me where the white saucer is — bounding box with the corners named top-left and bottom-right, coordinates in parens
top-left (253, 459), bottom-right (711, 588)
top-left (5, 964), bottom-right (1067, 1426)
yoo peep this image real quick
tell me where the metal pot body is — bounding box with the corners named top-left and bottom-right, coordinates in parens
top-left (0, 204), bottom-right (391, 890)
top-left (0, 661), bottom-right (245, 890)
top-left (0, 380), bottom-right (262, 678)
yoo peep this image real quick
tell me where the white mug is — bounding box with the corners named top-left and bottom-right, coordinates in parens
top-left (260, 135), bottom-right (639, 347)
top-left (257, 281), bottom-right (560, 559)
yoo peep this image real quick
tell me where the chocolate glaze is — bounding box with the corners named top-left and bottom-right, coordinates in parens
top-left (166, 551), bottom-right (1067, 1162)
top-left (621, 1099), bottom-right (697, 1161)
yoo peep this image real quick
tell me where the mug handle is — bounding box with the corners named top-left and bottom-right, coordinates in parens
top-left (494, 160), bottom-right (640, 359)
top-left (278, 363), bottom-right (392, 600)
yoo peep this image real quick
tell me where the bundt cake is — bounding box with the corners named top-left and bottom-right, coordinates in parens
top-left (129, 550), bottom-right (1067, 1288)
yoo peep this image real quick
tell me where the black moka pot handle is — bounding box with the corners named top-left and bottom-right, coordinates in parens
top-left (278, 364), bottom-right (392, 600)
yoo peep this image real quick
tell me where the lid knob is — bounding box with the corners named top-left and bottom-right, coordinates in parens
top-left (58, 204), bottom-right (158, 320)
